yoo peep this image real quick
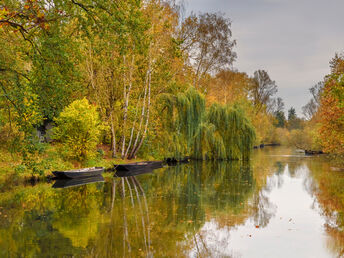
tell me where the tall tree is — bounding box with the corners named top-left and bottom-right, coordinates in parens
top-left (207, 69), bottom-right (252, 104)
top-left (249, 70), bottom-right (277, 114)
top-left (160, 87), bottom-right (255, 160)
top-left (288, 107), bottom-right (297, 121)
top-left (302, 81), bottom-right (323, 120)
top-left (83, 0), bottom-right (183, 159)
top-left (272, 97), bottom-right (285, 127)
top-left (318, 54), bottom-right (344, 154)
top-left (302, 99), bottom-right (317, 120)
top-left (287, 107), bottom-right (302, 130)
top-left (275, 97), bottom-right (285, 113)
top-left (180, 12), bottom-right (236, 88)
top-left (274, 111), bottom-right (286, 128)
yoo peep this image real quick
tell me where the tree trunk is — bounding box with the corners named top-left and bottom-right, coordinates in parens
top-left (128, 69), bottom-right (149, 159)
top-left (131, 68), bottom-right (151, 158)
top-left (121, 56), bottom-right (134, 159)
top-left (110, 111), bottom-right (117, 158)
top-left (124, 95), bottom-right (140, 158)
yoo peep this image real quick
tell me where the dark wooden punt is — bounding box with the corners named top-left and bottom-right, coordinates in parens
top-left (305, 150), bottom-right (324, 155)
top-left (52, 175), bottom-right (105, 188)
top-left (165, 157), bottom-right (189, 166)
top-left (114, 161), bottom-right (163, 171)
top-left (52, 167), bottom-right (104, 179)
top-left (114, 167), bottom-right (154, 177)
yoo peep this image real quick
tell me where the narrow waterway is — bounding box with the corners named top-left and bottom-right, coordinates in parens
top-left (0, 147), bottom-right (343, 257)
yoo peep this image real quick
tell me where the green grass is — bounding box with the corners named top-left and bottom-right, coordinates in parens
top-left (0, 145), bottom-right (155, 181)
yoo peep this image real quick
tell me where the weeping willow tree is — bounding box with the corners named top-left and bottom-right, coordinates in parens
top-left (160, 87), bottom-right (255, 160)
top-left (160, 87), bottom-right (205, 159)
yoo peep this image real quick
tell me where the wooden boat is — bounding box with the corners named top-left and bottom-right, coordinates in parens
top-left (165, 157), bottom-right (190, 165)
top-left (115, 167), bottom-right (154, 177)
top-left (52, 175), bottom-right (105, 188)
top-left (114, 161), bottom-right (163, 171)
top-left (52, 167), bottom-right (104, 179)
top-left (305, 150), bottom-right (324, 155)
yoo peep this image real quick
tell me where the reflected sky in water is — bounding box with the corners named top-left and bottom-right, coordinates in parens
top-left (0, 147), bottom-right (343, 257)
top-left (189, 165), bottom-right (331, 258)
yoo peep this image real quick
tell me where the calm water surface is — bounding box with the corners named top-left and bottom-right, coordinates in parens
top-left (1, 147), bottom-right (344, 257)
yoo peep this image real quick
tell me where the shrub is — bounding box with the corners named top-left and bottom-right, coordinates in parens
top-left (52, 98), bottom-right (103, 161)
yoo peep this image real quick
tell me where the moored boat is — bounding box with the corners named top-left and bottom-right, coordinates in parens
top-left (114, 167), bottom-right (154, 177)
top-left (305, 150), bottom-right (324, 155)
top-left (52, 175), bottom-right (105, 188)
top-left (114, 161), bottom-right (163, 171)
top-left (52, 167), bottom-right (104, 179)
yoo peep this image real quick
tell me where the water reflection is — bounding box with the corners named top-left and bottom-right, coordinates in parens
top-left (52, 175), bottom-right (105, 188)
top-left (0, 148), bottom-right (344, 257)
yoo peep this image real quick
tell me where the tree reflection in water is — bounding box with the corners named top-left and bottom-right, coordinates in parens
top-left (1, 148), bottom-right (344, 257)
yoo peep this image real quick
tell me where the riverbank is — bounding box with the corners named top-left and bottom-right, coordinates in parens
top-left (1, 145), bottom-right (343, 183)
top-left (0, 145), bottom-right (150, 182)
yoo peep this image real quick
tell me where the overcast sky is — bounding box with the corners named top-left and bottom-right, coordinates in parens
top-left (185, 0), bottom-right (344, 115)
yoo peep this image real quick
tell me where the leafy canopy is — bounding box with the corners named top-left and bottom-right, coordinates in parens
top-left (52, 98), bottom-right (103, 161)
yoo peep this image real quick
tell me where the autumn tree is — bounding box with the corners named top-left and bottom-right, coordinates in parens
top-left (318, 54), bottom-right (344, 154)
top-left (302, 81), bottom-right (323, 120)
top-left (249, 70), bottom-right (278, 114)
top-left (52, 98), bottom-right (103, 161)
top-left (82, 0), bottom-right (184, 159)
top-left (180, 12), bottom-right (236, 89)
top-left (207, 69), bottom-right (253, 104)
top-left (0, 0), bottom-right (264, 166)
top-left (287, 107), bottom-right (303, 130)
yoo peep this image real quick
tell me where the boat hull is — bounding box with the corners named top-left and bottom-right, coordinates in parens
top-left (52, 167), bottom-right (104, 179)
top-left (114, 161), bottom-right (163, 171)
top-left (115, 167), bottom-right (154, 177)
top-left (52, 175), bottom-right (105, 188)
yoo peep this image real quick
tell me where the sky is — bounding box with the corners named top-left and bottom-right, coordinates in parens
top-left (185, 0), bottom-right (344, 116)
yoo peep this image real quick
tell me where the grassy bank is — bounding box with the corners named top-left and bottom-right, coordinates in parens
top-left (0, 145), bottom-right (149, 182)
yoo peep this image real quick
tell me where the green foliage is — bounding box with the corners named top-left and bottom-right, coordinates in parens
top-left (274, 111), bottom-right (286, 128)
top-left (15, 137), bottom-right (50, 176)
top-left (161, 87), bottom-right (255, 160)
top-left (287, 107), bottom-right (296, 121)
top-left (287, 107), bottom-right (303, 130)
top-left (204, 103), bottom-right (255, 160)
top-left (52, 98), bottom-right (103, 161)
top-left (29, 25), bottom-right (83, 121)
top-left (0, 0), bottom-right (281, 167)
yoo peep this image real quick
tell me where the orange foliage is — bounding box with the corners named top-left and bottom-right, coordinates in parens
top-left (318, 73), bottom-right (344, 154)
top-left (206, 69), bottom-right (253, 105)
top-left (0, 0), bottom-right (50, 32)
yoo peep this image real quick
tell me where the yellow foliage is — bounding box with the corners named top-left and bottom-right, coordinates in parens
top-left (53, 98), bottom-right (104, 161)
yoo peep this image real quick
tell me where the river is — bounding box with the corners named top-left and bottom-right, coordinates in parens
top-left (0, 147), bottom-right (343, 257)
